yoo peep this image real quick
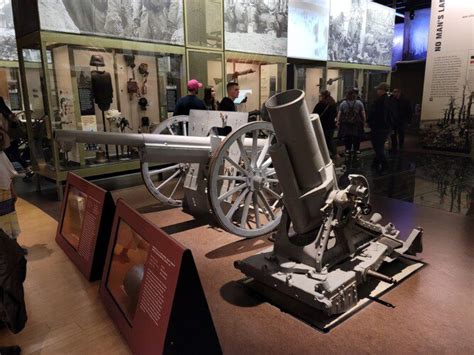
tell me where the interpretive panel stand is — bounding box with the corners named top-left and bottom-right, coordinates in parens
top-left (99, 199), bottom-right (221, 355)
top-left (56, 172), bottom-right (115, 281)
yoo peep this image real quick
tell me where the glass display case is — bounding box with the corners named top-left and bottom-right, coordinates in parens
top-left (16, 32), bottom-right (185, 197)
top-left (225, 52), bottom-right (287, 114)
top-left (327, 62), bottom-right (391, 104)
top-left (184, 0), bottom-right (223, 50)
top-left (187, 49), bottom-right (224, 101)
top-left (289, 60), bottom-right (327, 113)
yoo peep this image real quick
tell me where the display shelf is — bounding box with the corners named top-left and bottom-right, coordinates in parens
top-left (15, 29), bottom-right (186, 198)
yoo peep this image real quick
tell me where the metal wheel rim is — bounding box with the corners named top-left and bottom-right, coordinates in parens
top-left (208, 121), bottom-right (283, 238)
top-left (140, 115), bottom-right (189, 206)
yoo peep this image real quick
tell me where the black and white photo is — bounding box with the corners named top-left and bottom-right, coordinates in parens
top-left (0, 0), bottom-right (17, 61)
top-left (328, 0), bottom-right (368, 64)
top-left (39, 0), bottom-right (184, 45)
top-left (224, 0), bottom-right (288, 56)
top-left (361, 1), bottom-right (394, 66)
top-left (288, 0), bottom-right (329, 60)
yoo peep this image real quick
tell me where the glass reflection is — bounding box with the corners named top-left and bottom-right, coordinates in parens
top-left (61, 186), bottom-right (87, 250)
top-left (107, 220), bottom-right (150, 324)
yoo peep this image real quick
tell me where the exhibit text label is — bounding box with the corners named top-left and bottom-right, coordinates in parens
top-left (435, 0), bottom-right (446, 52)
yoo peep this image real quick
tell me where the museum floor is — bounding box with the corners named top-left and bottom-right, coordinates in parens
top-left (1, 148), bottom-right (473, 353)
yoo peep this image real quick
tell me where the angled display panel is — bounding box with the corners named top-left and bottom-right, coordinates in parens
top-left (38, 0), bottom-right (184, 45)
top-left (224, 0), bottom-right (288, 56)
top-left (56, 172), bottom-right (115, 281)
top-left (100, 199), bottom-right (221, 355)
top-left (287, 0), bottom-right (329, 60)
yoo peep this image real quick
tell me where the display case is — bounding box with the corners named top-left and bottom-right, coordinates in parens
top-left (184, 0), bottom-right (223, 50)
top-left (187, 49), bottom-right (224, 102)
top-left (0, 61), bottom-right (22, 111)
top-left (225, 52), bottom-right (287, 114)
top-left (288, 59), bottom-right (328, 112)
top-left (16, 31), bottom-right (185, 197)
top-left (326, 62), bottom-right (391, 104)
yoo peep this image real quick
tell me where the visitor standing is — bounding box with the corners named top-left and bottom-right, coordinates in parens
top-left (173, 79), bottom-right (206, 116)
top-left (337, 89), bottom-right (366, 156)
top-left (204, 86), bottom-right (218, 111)
top-left (368, 82), bottom-right (396, 172)
top-left (313, 90), bottom-right (338, 158)
top-left (0, 113), bottom-right (21, 242)
top-left (390, 88), bottom-right (412, 152)
top-left (218, 82), bottom-right (239, 112)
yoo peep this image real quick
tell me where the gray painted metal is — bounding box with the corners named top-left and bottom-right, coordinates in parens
top-left (55, 111), bottom-right (281, 239)
top-left (235, 89), bottom-right (423, 315)
top-left (208, 121), bottom-right (282, 238)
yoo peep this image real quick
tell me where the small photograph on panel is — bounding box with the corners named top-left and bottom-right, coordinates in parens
top-left (106, 220), bottom-right (150, 324)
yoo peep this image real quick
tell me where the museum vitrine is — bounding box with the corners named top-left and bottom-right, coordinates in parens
top-left (290, 61), bottom-right (327, 112)
top-left (225, 52), bottom-right (287, 114)
top-left (187, 49), bottom-right (224, 101)
top-left (184, 0), bottom-right (223, 50)
top-left (15, 31), bottom-right (186, 196)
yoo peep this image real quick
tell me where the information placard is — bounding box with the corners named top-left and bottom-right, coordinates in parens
top-left (56, 172), bottom-right (115, 281)
top-left (100, 199), bottom-right (221, 354)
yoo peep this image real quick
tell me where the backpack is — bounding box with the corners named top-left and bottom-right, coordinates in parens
top-left (342, 100), bottom-right (360, 124)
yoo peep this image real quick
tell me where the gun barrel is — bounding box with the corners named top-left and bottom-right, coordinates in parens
top-left (54, 129), bottom-right (213, 148)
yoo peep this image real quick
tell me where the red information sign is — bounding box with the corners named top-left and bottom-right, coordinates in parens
top-left (100, 199), bottom-right (221, 354)
top-left (55, 172), bottom-right (115, 281)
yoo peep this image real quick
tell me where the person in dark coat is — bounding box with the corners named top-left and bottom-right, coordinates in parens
top-left (337, 89), bottom-right (366, 156)
top-left (0, 229), bottom-right (27, 334)
top-left (313, 90), bottom-right (338, 158)
top-left (173, 79), bottom-right (206, 116)
top-left (368, 82), bottom-right (397, 172)
top-left (390, 88), bottom-right (412, 152)
top-left (218, 82), bottom-right (239, 112)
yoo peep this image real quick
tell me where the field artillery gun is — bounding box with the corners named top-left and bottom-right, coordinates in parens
top-left (55, 110), bottom-right (283, 238)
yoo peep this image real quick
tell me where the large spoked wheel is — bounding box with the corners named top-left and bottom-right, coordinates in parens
top-left (208, 121), bottom-right (283, 238)
top-left (141, 115), bottom-right (189, 207)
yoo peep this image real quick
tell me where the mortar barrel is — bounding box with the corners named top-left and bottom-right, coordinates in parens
top-left (265, 90), bottom-right (326, 192)
top-left (310, 115), bottom-right (331, 166)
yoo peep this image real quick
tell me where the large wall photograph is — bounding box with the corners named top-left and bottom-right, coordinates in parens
top-left (287, 0), bottom-right (329, 60)
top-left (403, 8), bottom-right (430, 61)
top-left (328, 0), bottom-right (368, 63)
top-left (224, 0), bottom-right (288, 56)
top-left (391, 23), bottom-right (404, 68)
top-left (38, 0), bottom-right (184, 45)
top-left (0, 0), bottom-right (17, 61)
top-left (328, 0), bottom-right (395, 66)
top-left (362, 1), bottom-right (394, 66)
